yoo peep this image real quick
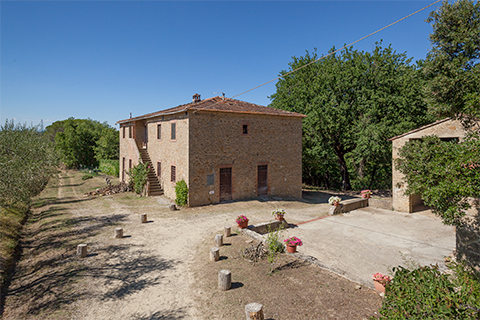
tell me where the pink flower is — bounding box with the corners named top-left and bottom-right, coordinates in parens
top-left (284, 236), bottom-right (303, 246)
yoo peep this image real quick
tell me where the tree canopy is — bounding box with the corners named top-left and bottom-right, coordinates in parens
top-left (47, 118), bottom-right (119, 168)
top-left (423, 0), bottom-right (480, 124)
top-left (269, 43), bottom-right (432, 190)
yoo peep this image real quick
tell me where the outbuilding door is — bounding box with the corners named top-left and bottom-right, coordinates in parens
top-left (257, 165), bottom-right (268, 196)
top-left (219, 167), bottom-right (232, 201)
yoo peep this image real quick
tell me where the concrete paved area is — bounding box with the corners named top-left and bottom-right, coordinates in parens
top-left (282, 206), bottom-right (456, 289)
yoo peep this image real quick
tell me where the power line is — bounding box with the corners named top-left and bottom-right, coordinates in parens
top-left (230, 0), bottom-right (442, 100)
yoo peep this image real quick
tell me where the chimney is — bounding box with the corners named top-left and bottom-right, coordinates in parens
top-left (193, 93), bottom-right (201, 103)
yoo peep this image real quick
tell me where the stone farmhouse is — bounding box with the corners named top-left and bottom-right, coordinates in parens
top-left (117, 94), bottom-right (306, 207)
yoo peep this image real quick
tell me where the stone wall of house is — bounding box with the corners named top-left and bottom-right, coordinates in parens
top-left (119, 123), bottom-right (141, 182)
top-left (144, 112), bottom-right (189, 202)
top-left (187, 111), bottom-right (303, 207)
top-left (392, 119), bottom-right (467, 213)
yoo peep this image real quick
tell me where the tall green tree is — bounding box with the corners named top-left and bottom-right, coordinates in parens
top-left (269, 43), bottom-right (432, 190)
top-left (0, 120), bottom-right (58, 206)
top-left (48, 118), bottom-right (118, 168)
top-left (94, 127), bottom-right (119, 162)
top-left (397, 0), bottom-right (480, 226)
top-left (423, 0), bottom-right (480, 124)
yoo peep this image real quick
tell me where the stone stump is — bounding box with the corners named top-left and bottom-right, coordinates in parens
top-left (140, 213), bottom-right (147, 223)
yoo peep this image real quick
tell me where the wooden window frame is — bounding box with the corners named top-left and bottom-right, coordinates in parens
top-left (157, 123), bottom-right (162, 140)
top-left (171, 165), bottom-right (176, 182)
top-left (241, 121), bottom-right (249, 136)
top-left (171, 121), bottom-right (176, 141)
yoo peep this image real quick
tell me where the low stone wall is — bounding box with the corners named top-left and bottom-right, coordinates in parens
top-left (240, 220), bottom-right (289, 243)
top-left (368, 198), bottom-right (393, 210)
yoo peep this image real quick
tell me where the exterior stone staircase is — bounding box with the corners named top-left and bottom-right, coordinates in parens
top-left (138, 148), bottom-right (163, 196)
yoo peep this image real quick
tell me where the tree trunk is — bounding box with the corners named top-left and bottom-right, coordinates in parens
top-left (218, 270), bottom-right (231, 291)
top-left (210, 247), bottom-right (219, 262)
top-left (337, 153), bottom-right (351, 191)
top-left (214, 234), bottom-right (223, 247)
top-left (224, 226), bottom-right (231, 238)
top-left (245, 303), bottom-right (264, 320)
top-left (115, 227), bottom-right (123, 239)
top-left (77, 244), bottom-right (87, 258)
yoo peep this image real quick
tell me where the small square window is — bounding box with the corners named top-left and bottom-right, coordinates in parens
top-left (207, 174), bottom-right (214, 186)
top-left (157, 124), bottom-right (161, 139)
top-left (171, 165), bottom-right (176, 182)
top-left (242, 124), bottom-right (248, 135)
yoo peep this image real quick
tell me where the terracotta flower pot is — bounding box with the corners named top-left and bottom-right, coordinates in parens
top-left (237, 220), bottom-right (249, 229)
top-left (275, 214), bottom-right (285, 221)
top-left (333, 202), bottom-right (340, 207)
top-left (363, 194), bottom-right (371, 199)
top-left (286, 244), bottom-right (297, 253)
top-left (373, 280), bottom-right (386, 293)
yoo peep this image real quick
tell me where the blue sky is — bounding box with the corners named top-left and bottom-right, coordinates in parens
top-left (1, 1), bottom-right (439, 129)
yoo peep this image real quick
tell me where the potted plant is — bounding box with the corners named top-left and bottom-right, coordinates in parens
top-left (361, 190), bottom-right (373, 199)
top-left (372, 272), bottom-right (392, 293)
top-left (328, 196), bottom-right (341, 206)
top-left (236, 215), bottom-right (249, 229)
top-left (271, 208), bottom-right (286, 221)
top-left (284, 236), bottom-right (303, 253)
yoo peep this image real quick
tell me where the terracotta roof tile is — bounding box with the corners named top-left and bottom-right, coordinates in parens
top-left (117, 96), bottom-right (306, 124)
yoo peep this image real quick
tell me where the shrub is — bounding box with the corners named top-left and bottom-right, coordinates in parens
top-left (265, 225), bottom-right (284, 275)
top-left (379, 262), bottom-right (480, 319)
top-left (99, 159), bottom-right (119, 177)
top-left (175, 180), bottom-right (188, 206)
top-left (126, 161), bottom-right (149, 194)
top-left (81, 174), bottom-right (94, 180)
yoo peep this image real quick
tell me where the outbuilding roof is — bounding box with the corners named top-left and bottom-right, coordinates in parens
top-left (117, 96), bottom-right (306, 124)
top-left (388, 118), bottom-right (451, 141)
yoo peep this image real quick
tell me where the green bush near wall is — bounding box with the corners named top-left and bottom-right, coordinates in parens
top-left (99, 159), bottom-right (119, 177)
top-left (175, 180), bottom-right (188, 207)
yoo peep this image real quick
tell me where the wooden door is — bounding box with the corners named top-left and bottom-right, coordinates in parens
top-left (257, 165), bottom-right (268, 196)
top-left (219, 167), bottom-right (232, 201)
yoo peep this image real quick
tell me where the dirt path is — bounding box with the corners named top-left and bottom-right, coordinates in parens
top-left (3, 170), bottom-right (329, 319)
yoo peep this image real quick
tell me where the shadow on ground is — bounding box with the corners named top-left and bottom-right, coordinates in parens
top-left (3, 198), bottom-right (177, 318)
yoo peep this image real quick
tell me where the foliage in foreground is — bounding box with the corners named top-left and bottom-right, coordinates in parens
top-left (175, 180), bottom-right (189, 206)
top-left (396, 133), bottom-right (480, 226)
top-left (379, 262), bottom-right (480, 319)
top-left (126, 161), bottom-right (149, 194)
top-left (0, 120), bottom-right (58, 207)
